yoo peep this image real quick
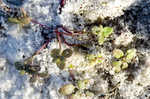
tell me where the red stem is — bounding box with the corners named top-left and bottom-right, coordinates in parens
top-left (56, 26), bottom-right (73, 36)
top-left (31, 19), bottom-right (83, 49)
top-left (35, 38), bottom-right (52, 55)
top-left (55, 29), bottom-right (62, 49)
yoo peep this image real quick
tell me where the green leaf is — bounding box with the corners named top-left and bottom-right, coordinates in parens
top-left (61, 49), bottom-right (73, 58)
top-left (85, 91), bottom-right (94, 97)
top-left (56, 58), bottom-right (66, 70)
top-left (69, 94), bottom-right (81, 99)
top-left (50, 49), bottom-right (61, 58)
top-left (68, 64), bottom-right (75, 69)
top-left (112, 61), bottom-right (122, 73)
top-left (87, 54), bottom-right (95, 61)
top-left (102, 27), bottom-right (113, 38)
top-left (113, 49), bottom-right (124, 59)
top-left (92, 26), bottom-right (113, 45)
top-left (14, 62), bottom-right (24, 70)
top-left (125, 49), bottom-right (136, 63)
top-left (38, 72), bottom-right (49, 78)
top-left (19, 70), bottom-right (26, 75)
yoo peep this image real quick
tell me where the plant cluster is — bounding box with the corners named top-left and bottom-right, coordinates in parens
top-left (91, 25), bottom-right (113, 45)
top-left (51, 48), bottom-right (73, 69)
top-left (112, 48), bottom-right (136, 73)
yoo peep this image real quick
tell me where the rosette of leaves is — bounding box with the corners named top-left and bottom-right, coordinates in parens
top-left (112, 60), bottom-right (129, 73)
top-left (112, 48), bottom-right (136, 73)
top-left (51, 48), bottom-right (73, 69)
top-left (92, 25), bottom-right (113, 45)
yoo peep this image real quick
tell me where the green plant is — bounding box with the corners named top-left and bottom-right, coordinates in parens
top-left (51, 48), bottom-right (73, 69)
top-left (125, 48), bottom-right (136, 63)
top-left (112, 48), bottom-right (136, 73)
top-left (92, 25), bottom-right (113, 45)
top-left (50, 49), bottom-right (61, 58)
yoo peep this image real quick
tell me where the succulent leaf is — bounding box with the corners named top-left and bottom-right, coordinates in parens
top-left (51, 49), bottom-right (61, 58)
top-left (113, 49), bottom-right (124, 59)
top-left (61, 49), bottom-right (73, 58)
top-left (112, 61), bottom-right (122, 73)
top-left (102, 27), bottom-right (113, 38)
top-left (125, 48), bottom-right (136, 62)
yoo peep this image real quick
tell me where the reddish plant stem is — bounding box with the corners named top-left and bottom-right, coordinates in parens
top-left (31, 18), bottom-right (83, 53)
top-left (55, 26), bottom-right (81, 47)
top-left (55, 29), bottom-right (62, 49)
top-left (35, 38), bottom-right (52, 55)
top-left (59, 25), bottom-right (73, 35)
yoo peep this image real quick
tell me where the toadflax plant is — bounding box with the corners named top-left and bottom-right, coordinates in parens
top-left (92, 25), bottom-right (113, 45)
